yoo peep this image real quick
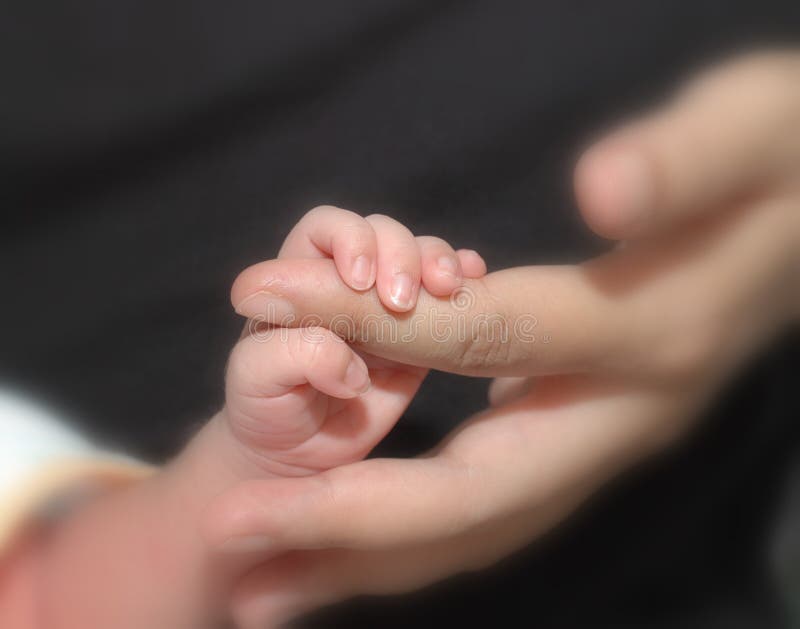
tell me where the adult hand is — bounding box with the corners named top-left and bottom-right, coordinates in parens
top-left (214, 50), bottom-right (800, 626)
top-left (219, 373), bottom-right (711, 627)
top-left (231, 56), bottom-right (798, 380)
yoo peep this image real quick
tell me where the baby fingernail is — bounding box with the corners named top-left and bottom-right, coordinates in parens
top-left (437, 255), bottom-right (460, 279)
top-left (345, 355), bottom-right (370, 393)
top-left (235, 291), bottom-right (296, 323)
top-left (351, 254), bottom-right (373, 290)
top-left (389, 272), bottom-right (414, 310)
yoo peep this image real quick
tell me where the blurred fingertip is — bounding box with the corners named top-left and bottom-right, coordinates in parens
top-left (575, 144), bottom-right (654, 240)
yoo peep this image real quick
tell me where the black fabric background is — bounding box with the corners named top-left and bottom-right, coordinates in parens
top-left (0, 1), bottom-right (798, 627)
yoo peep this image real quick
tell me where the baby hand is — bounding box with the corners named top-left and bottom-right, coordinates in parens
top-left (221, 206), bottom-right (485, 476)
top-left (222, 323), bottom-right (425, 477)
top-left (210, 207), bottom-right (488, 519)
top-left (278, 206), bottom-right (487, 311)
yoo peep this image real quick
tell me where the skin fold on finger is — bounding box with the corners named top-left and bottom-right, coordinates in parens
top-left (416, 235), bottom-right (463, 297)
top-left (365, 213), bottom-right (422, 312)
top-left (575, 50), bottom-right (800, 239)
top-left (278, 205), bottom-right (378, 291)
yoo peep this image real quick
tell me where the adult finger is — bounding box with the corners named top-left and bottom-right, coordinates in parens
top-left (205, 375), bottom-right (696, 554)
top-left (231, 496), bottom-right (580, 628)
top-left (231, 257), bottom-right (627, 377)
top-left (575, 51), bottom-right (800, 238)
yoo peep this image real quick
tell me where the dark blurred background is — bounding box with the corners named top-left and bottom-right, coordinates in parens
top-left (0, 1), bottom-right (799, 627)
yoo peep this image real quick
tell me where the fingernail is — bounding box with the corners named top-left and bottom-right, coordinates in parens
top-left (389, 272), bottom-right (414, 310)
top-left (350, 254), bottom-right (373, 290)
top-left (235, 291), bottom-right (296, 324)
top-left (344, 355), bottom-right (370, 393)
top-left (437, 255), bottom-right (460, 279)
top-left (220, 535), bottom-right (273, 554)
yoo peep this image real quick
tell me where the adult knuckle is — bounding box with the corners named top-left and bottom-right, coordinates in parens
top-left (438, 453), bottom-right (489, 533)
top-left (309, 472), bottom-right (351, 545)
top-left (350, 302), bottom-right (397, 345)
top-left (448, 284), bottom-right (512, 373)
top-left (458, 325), bottom-right (511, 372)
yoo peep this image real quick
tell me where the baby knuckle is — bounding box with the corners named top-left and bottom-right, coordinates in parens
top-left (287, 328), bottom-right (321, 368)
top-left (365, 212), bottom-right (391, 223)
top-left (418, 234), bottom-right (448, 248)
top-left (392, 245), bottom-right (423, 268)
top-left (306, 327), bottom-right (346, 369)
top-left (337, 220), bottom-right (373, 248)
top-left (226, 338), bottom-right (261, 386)
top-left (303, 204), bottom-right (339, 220)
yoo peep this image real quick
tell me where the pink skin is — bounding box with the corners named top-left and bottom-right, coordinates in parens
top-left (215, 51), bottom-right (800, 627)
top-left (574, 52), bottom-right (800, 240)
top-left (279, 206), bottom-right (486, 312)
top-left (0, 529), bottom-right (42, 628)
top-left (0, 217), bottom-right (486, 629)
top-left (10, 50), bottom-right (796, 629)
top-left (33, 328), bottom-right (425, 629)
